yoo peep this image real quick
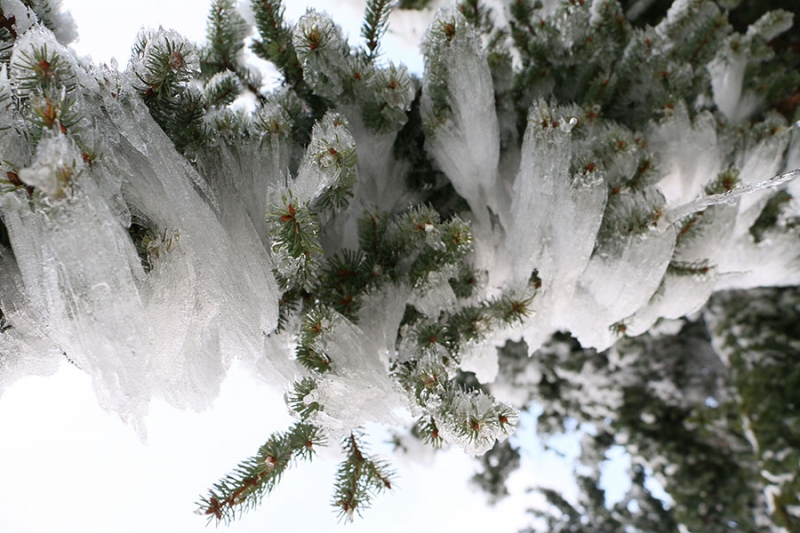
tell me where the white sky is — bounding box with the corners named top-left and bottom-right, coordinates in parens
top-left (0, 1), bottom-right (628, 532)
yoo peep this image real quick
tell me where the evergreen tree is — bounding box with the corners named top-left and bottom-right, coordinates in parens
top-left (0, 0), bottom-right (798, 529)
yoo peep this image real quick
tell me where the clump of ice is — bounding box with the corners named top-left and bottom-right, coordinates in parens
top-left (290, 111), bottom-right (356, 205)
top-left (0, 23), bottom-right (297, 432)
top-left (708, 10), bottom-right (794, 124)
top-left (649, 103), bottom-right (722, 206)
top-left (18, 133), bottom-right (83, 201)
top-left (507, 100), bottom-right (606, 351)
top-left (420, 8), bottom-right (502, 228)
top-left (0, 247), bottom-right (63, 394)
top-left (0, 0), bottom-right (38, 37)
top-left (432, 387), bottom-right (517, 457)
top-left (127, 27), bottom-right (200, 93)
top-left (565, 221), bottom-right (677, 351)
top-left (2, 161), bottom-right (151, 435)
top-left (292, 10), bottom-right (349, 101)
top-left (305, 310), bottom-right (408, 439)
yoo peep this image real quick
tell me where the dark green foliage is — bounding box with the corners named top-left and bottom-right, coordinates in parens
top-left (470, 440), bottom-right (521, 504)
top-left (295, 305), bottom-right (334, 372)
top-left (132, 31), bottom-right (209, 155)
top-left (415, 415), bottom-right (443, 447)
top-left (525, 463), bottom-right (678, 533)
top-left (316, 250), bottom-right (368, 320)
top-left (448, 263), bottom-right (481, 299)
top-left (0, 9), bottom-right (17, 64)
top-left (0, 215), bottom-right (9, 249)
top-left (332, 432), bottom-right (394, 521)
top-left (704, 167), bottom-right (741, 194)
top-left (12, 43), bottom-right (75, 96)
top-left (707, 287), bottom-right (800, 531)
top-left (397, 0), bottom-right (432, 9)
top-left (269, 197), bottom-right (323, 263)
top-left (133, 33), bottom-right (195, 99)
top-left (197, 422), bottom-right (326, 523)
top-left (286, 377), bottom-right (323, 420)
top-left (392, 88), bottom-right (468, 218)
top-left (10, 42), bottom-right (81, 144)
top-left (127, 221), bottom-right (156, 273)
top-left (500, 303), bottom-right (800, 532)
top-left (8, 0), bottom-right (796, 529)
top-left (504, 0), bottom-right (762, 135)
top-left (458, 0), bottom-right (494, 34)
top-left (250, 0), bottom-right (303, 89)
top-left (203, 70), bottom-right (242, 108)
top-left (199, 0), bottom-right (258, 98)
top-left (361, 0), bottom-right (394, 60)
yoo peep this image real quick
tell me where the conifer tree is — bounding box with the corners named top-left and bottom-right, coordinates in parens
top-left (0, 0), bottom-right (798, 529)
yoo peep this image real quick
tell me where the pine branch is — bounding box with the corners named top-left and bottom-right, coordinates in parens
top-left (197, 423), bottom-right (325, 524)
top-left (286, 377), bottom-right (322, 420)
top-left (12, 43), bottom-right (75, 96)
top-left (332, 432), bottom-right (394, 522)
top-left (203, 70), bottom-right (242, 108)
top-left (200, 0), bottom-right (265, 101)
top-left (295, 305), bottom-right (334, 372)
top-left (250, 0), bottom-right (304, 90)
top-left (268, 196), bottom-right (323, 268)
top-left (457, 0), bottom-right (493, 34)
top-left (750, 189), bottom-right (793, 243)
top-left (415, 416), bottom-right (443, 447)
top-left (202, 0), bottom-right (248, 76)
top-left (361, 0), bottom-right (395, 60)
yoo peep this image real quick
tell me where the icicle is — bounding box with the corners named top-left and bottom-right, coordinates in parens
top-left (664, 168), bottom-right (800, 226)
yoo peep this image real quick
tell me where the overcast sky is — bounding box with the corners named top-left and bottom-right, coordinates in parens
top-left (0, 2), bottom-right (626, 532)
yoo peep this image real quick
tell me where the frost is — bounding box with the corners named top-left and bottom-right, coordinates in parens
top-left (508, 101), bottom-right (606, 350)
top-left (19, 133), bottom-right (83, 201)
top-left (128, 27), bottom-right (200, 92)
top-left (566, 224), bottom-right (676, 350)
top-left (421, 8), bottom-right (502, 227)
top-left (292, 10), bottom-right (349, 101)
top-left (650, 104), bottom-right (722, 206)
top-left (0, 173), bottom-right (151, 434)
top-left (408, 270), bottom-right (457, 318)
top-left (291, 111), bottom-right (356, 205)
top-left (0, 247), bottom-right (62, 394)
top-left (306, 311), bottom-right (408, 439)
top-left (433, 389), bottom-right (517, 456)
top-left (26, 0), bottom-right (78, 45)
top-left (0, 0), bottom-right (37, 37)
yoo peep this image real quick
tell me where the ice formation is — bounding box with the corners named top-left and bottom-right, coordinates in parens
top-left (1, 2), bottom-right (799, 457)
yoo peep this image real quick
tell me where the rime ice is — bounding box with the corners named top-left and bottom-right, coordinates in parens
top-left (1, 2), bottom-right (799, 464)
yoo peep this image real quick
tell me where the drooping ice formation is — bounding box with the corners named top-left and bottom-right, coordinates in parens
top-left (1, 2), bottom-right (799, 456)
top-left (507, 100), bottom-right (607, 350)
top-left (0, 27), bottom-right (286, 434)
top-left (305, 306), bottom-right (408, 439)
top-left (421, 8), bottom-right (503, 227)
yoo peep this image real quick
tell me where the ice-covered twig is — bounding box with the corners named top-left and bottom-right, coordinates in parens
top-left (664, 168), bottom-right (800, 226)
